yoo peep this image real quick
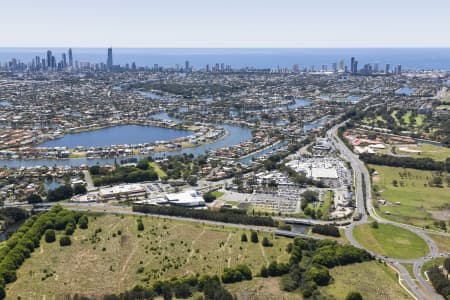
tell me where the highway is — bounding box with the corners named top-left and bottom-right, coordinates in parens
top-left (4, 120), bottom-right (447, 299)
top-left (329, 122), bottom-right (445, 300)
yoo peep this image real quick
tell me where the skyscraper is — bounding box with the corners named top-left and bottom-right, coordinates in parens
top-left (62, 53), bottom-right (67, 68)
top-left (46, 50), bottom-right (52, 68)
top-left (385, 64), bottom-right (391, 74)
top-left (68, 48), bottom-right (73, 67)
top-left (339, 60), bottom-right (345, 72)
top-left (185, 60), bottom-right (190, 73)
top-left (350, 57), bottom-right (355, 74)
top-left (107, 48), bottom-right (113, 70)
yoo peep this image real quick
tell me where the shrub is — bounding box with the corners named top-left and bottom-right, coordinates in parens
top-left (78, 215), bottom-right (88, 229)
top-left (59, 236), bottom-right (71, 247)
top-left (44, 229), bottom-right (56, 243)
top-left (241, 233), bottom-right (248, 242)
top-left (250, 231), bottom-right (258, 243)
top-left (346, 291), bottom-right (363, 300)
top-left (65, 223), bottom-right (75, 235)
top-left (262, 237), bottom-right (273, 247)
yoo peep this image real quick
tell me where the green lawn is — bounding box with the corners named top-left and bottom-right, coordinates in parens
top-left (371, 165), bottom-right (450, 227)
top-left (211, 191), bottom-right (225, 199)
top-left (353, 223), bottom-right (429, 259)
top-left (6, 214), bottom-right (290, 299)
top-left (149, 162), bottom-right (167, 179)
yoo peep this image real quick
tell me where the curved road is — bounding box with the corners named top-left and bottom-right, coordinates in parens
top-left (329, 122), bottom-right (445, 300)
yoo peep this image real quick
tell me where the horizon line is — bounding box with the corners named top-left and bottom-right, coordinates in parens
top-left (1, 46), bottom-right (450, 49)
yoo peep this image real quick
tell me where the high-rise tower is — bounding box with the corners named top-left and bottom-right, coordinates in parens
top-left (107, 47), bottom-right (113, 70)
top-left (68, 48), bottom-right (73, 67)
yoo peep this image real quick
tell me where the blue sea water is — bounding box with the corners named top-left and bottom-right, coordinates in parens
top-left (0, 48), bottom-right (449, 70)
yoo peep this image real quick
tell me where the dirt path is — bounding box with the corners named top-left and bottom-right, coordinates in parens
top-left (259, 243), bottom-right (268, 264)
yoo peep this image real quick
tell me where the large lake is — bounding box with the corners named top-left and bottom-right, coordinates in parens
top-left (38, 125), bottom-right (193, 148)
top-left (0, 125), bottom-right (252, 167)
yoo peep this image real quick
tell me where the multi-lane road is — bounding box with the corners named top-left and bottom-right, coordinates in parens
top-left (329, 122), bottom-right (447, 300)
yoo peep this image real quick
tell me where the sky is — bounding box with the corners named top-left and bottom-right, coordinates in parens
top-left (1, 0), bottom-right (450, 48)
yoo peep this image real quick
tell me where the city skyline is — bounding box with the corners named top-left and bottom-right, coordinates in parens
top-left (1, 0), bottom-right (450, 48)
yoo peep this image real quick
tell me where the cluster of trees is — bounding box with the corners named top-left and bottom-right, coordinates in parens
top-left (100, 274), bottom-right (234, 300)
top-left (311, 224), bottom-right (341, 237)
top-left (360, 153), bottom-right (448, 172)
top-left (300, 190), bottom-right (323, 219)
top-left (0, 207), bottom-right (29, 228)
top-left (157, 154), bottom-right (208, 182)
top-left (261, 237), bottom-right (372, 298)
top-left (203, 191), bottom-right (217, 203)
top-left (132, 204), bottom-right (277, 227)
top-left (260, 261), bottom-right (290, 278)
top-left (427, 263), bottom-right (450, 298)
top-left (90, 163), bottom-right (158, 187)
top-left (46, 184), bottom-right (86, 202)
top-left (0, 206), bottom-right (86, 299)
top-left (221, 264), bottom-right (252, 283)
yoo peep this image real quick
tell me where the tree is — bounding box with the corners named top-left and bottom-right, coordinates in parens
top-left (186, 176), bottom-right (198, 186)
top-left (444, 257), bottom-right (450, 273)
top-left (26, 194), bottom-right (42, 204)
top-left (137, 220), bottom-right (144, 231)
top-left (173, 283), bottom-right (192, 299)
top-left (73, 184), bottom-right (87, 195)
top-left (137, 158), bottom-right (150, 170)
top-left (371, 221), bottom-right (379, 229)
top-left (44, 229), bottom-right (56, 243)
top-left (241, 233), bottom-right (248, 242)
top-left (262, 237), bottom-right (273, 247)
top-left (260, 265), bottom-right (268, 277)
top-left (78, 215), bottom-right (88, 229)
top-left (302, 190), bottom-right (318, 203)
top-left (346, 291), bottom-right (363, 300)
top-left (267, 261), bottom-right (278, 276)
top-left (65, 223), bottom-right (75, 235)
top-left (59, 236), bottom-right (71, 246)
top-left (308, 266), bottom-right (331, 286)
top-left (250, 231), bottom-right (259, 243)
top-left (161, 283), bottom-right (172, 300)
top-left (202, 192), bottom-right (216, 203)
top-left (46, 185), bottom-right (73, 202)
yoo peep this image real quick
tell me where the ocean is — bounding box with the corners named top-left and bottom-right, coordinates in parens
top-left (0, 48), bottom-right (449, 70)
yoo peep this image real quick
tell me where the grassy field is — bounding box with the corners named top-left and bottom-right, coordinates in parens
top-left (321, 261), bottom-right (411, 300)
top-left (353, 223), bottom-right (429, 259)
top-left (370, 165), bottom-right (450, 227)
top-left (227, 261), bottom-right (410, 300)
top-left (6, 214), bottom-right (291, 299)
top-left (149, 162), bottom-right (167, 179)
top-left (428, 233), bottom-right (450, 253)
top-left (395, 143), bottom-right (450, 161)
top-left (227, 277), bottom-right (301, 300)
